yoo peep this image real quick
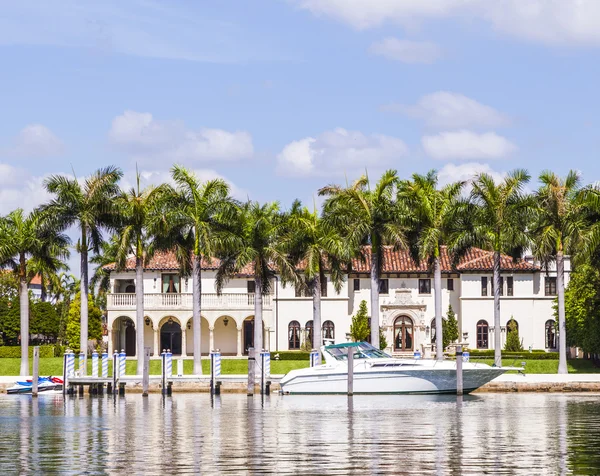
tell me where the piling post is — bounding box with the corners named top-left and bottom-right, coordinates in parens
top-left (92, 351), bottom-right (99, 378)
top-left (456, 345), bottom-right (463, 396)
top-left (78, 351), bottom-right (85, 377)
top-left (102, 352), bottom-right (108, 378)
top-left (161, 350), bottom-right (167, 396)
top-left (119, 349), bottom-right (126, 378)
top-left (210, 351), bottom-right (221, 395)
top-left (247, 347), bottom-right (255, 396)
top-left (142, 347), bottom-right (150, 397)
top-left (32, 346), bottom-right (40, 397)
top-left (177, 358), bottom-right (184, 377)
top-left (310, 349), bottom-right (320, 367)
top-left (166, 349), bottom-right (172, 378)
top-left (347, 347), bottom-right (354, 396)
top-left (112, 351), bottom-right (119, 395)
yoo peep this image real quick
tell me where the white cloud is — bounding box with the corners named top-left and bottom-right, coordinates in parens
top-left (437, 162), bottom-right (505, 187)
top-left (1, 124), bottom-right (64, 158)
top-left (0, 163), bottom-right (53, 214)
top-left (383, 91), bottom-right (509, 129)
top-left (422, 130), bottom-right (517, 160)
top-left (109, 110), bottom-right (254, 164)
top-left (296, 0), bottom-right (600, 47)
top-left (369, 37), bottom-right (441, 63)
top-left (277, 127), bottom-right (408, 177)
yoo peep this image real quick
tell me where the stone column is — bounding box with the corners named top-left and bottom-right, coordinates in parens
top-left (107, 329), bottom-right (113, 355)
top-left (153, 328), bottom-right (159, 356)
top-left (237, 325), bottom-right (243, 357)
top-left (181, 328), bottom-right (187, 357)
top-left (209, 326), bottom-right (215, 352)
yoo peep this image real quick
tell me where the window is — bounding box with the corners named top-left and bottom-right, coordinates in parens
top-left (430, 318), bottom-right (436, 343)
top-left (393, 316), bottom-right (414, 351)
top-left (481, 277), bottom-right (488, 296)
top-left (353, 278), bottom-right (360, 292)
top-left (545, 320), bottom-right (556, 349)
top-left (288, 321), bottom-right (301, 350)
top-left (476, 320), bottom-right (489, 349)
top-left (507, 318), bottom-right (519, 334)
top-left (379, 279), bottom-right (389, 294)
top-left (247, 280), bottom-right (256, 294)
top-left (419, 278), bottom-right (431, 294)
top-left (447, 278), bottom-right (454, 291)
top-left (306, 320), bottom-right (313, 347)
top-left (507, 277), bottom-right (514, 297)
top-left (321, 277), bottom-right (328, 297)
top-left (499, 277), bottom-right (504, 296)
top-left (322, 320), bottom-right (335, 341)
top-left (162, 274), bottom-right (180, 293)
top-left (545, 277), bottom-right (557, 296)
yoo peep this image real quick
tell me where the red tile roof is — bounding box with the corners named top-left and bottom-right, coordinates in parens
top-left (104, 246), bottom-right (537, 274)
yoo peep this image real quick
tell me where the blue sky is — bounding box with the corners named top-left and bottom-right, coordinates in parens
top-left (2, 0), bottom-right (600, 220)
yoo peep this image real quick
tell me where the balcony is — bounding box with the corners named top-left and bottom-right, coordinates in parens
top-left (107, 293), bottom-right (271, 311)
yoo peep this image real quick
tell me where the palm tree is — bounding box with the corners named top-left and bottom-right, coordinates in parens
top-left (90, 236), bottom-right (119, 301)
top-left (155, 166), bottom-right (237, 375)
top-left (115, 173), bottom-right (169, 375)
top-left (43, 166), bottom-right (122, 362)
top-left (454, 170), bottom-right (533, 367)
top-left (285, 201), bottom-right (349, 357)
top-left (216, 201), bottom-right (295, 357)
top-left (398, 171), bottom-right (465, 361)
top-left (532, 170), bottom-right (586, 374)
top-left (27, 252), bottom-right (69, 302)
top-left (319, 170), bottom-right (407, 349)
top-left (0, 209), bottom-right (70, 375)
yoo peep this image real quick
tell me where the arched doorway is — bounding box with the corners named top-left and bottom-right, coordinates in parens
top-left (243, 316), bottom-right (265, 354)
top-left (545, 320), bottom-right (556, 349)
top-left (161, 318), bottom-right (182, 355)
top-left (393, 316), bottom-right (414, 351)
top-left (305, 320), bottom-right (313, 347)
top-left (288, 321), bottom-right (301, 349)
top-left (477, 320), bottom-right (489, 349)
top-left (112, 316), bottom-right (136, 356)
top-left (322, 320), bottom-right (335, 342)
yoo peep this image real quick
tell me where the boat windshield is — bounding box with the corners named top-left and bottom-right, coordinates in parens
top-left (325, 342), bottom-right (391, 361)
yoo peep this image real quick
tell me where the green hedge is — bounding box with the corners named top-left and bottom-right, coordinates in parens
top-left (0, 345), bottom-right (61, 358)
top-left (272, 351), bottom-right (311, 361)
top-left (466, 350), bottom-right (559, 360)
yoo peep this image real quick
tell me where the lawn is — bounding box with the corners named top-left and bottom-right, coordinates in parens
top-left (0, 357), bottom-right (598, 377)
top-left (0, 357), bottom-right (309, 377)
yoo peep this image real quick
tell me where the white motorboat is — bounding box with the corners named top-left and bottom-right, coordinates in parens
top-left (280, 342), bottom-right (515, 395)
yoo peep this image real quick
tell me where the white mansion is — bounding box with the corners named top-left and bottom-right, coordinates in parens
top-left (104, 247), bottom-right (568, 358)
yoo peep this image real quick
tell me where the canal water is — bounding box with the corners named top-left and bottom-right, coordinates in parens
top-left (1, 393), bottom-right (599, 475)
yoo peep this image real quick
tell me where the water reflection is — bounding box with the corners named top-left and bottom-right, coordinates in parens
top-left (1, 393), bottom-right (600, 474)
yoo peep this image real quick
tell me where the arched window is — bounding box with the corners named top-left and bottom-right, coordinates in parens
top-left (477, 320), bottom-right (489, 349)
top-left (288, 321), bottom-right (301, 350)
top-left (393, 316), bottom-right (414, 351)
top-left (322, 320), bottom-right (335, 341)
top-left (545, 320), bottom-right (556, 349)
top-left (306, 320), bottom-right (313, 347)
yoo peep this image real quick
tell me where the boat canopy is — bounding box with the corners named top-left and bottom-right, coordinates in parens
top-left (323, 342), bottom-right (391, 361)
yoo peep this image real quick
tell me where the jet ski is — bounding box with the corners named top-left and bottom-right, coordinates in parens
top-left (7, 376), bottom-right (63, 394)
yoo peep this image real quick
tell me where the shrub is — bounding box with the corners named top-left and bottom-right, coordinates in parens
top-left (271, 351), bottom-right (311, 361)
top-left (0, 345), bottom-right (56, 358)
top-left (466, 350), bottom-right (559, 360)
top-left (350, 300), bottom-right (369, 342)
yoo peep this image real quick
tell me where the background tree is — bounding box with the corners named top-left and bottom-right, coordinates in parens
top-left (216, 201), bottom-right (295, 358)
top-left (0, 209), bottom-right (69, 375)
top-left (532, 170), bottom-right (586, 373)
top-left (350, 300), bottom-right (370, 342)
top-left (444, 305), bottom-right (459, 349)
top-left (320, 170), bottom-right (407, 349)
top-left (285, 201), bottom-right (348, 357)
top-left (30, 301), bottom-right (60, 341)
top-left (398, 171), bottom-right (464, 360)
top-left (504, 318), bottom-right (523, 352)
top-left (43, 166), bottom-right (122, 360)
top-left (156, 166), bottom-right (237, 375)
top-left (66, 292), bottom-right (103, 351)
top-left (453, 170), bottom-right (532, 367)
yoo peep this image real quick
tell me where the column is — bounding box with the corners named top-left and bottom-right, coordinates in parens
top-left (153, 328), bottom-right (159, 356)
top-left (237, 325), bottom-right (242, 357)
top-left (181, 328), bottom-right (187, 357)
top-left (107, 329), bottom-right (113, 355)
top-left (209, 326), bottom-right (215, 352)
top-left (265, 327), bottom-right (271, 352)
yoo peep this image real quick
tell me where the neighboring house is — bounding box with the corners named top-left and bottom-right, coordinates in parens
top-left (28, 274), bottom-right (43, 300)
top-left (104, 248), bottom-right (568, 358)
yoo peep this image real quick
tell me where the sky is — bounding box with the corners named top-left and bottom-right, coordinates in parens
top-left (2, 0), bottom-right (600, 244)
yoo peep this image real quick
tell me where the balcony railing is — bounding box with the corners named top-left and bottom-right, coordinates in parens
top-left (107, 293), bottom-right (271, 311)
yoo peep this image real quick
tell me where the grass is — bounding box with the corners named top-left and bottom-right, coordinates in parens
top-left (1, 357), bottom-right (598, 377)
top-left (0, 357), bottom-right (309, 377)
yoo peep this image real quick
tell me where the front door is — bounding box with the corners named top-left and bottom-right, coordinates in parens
top-left (160, 321), bottom-right (182, 355)
top-left (243, 319), bottom-right (254, 354)
top-left (125, 324), bottom-right (136, 356)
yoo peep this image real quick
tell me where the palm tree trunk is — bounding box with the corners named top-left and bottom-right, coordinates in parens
top-left (312, 275), bottom-right (322, 360)
top-left (370, 247), bottom-right (380, 349)
top-left (80, 232), bottom-right (89, 370)
top-left (434, 256), bottom-right (444, 361)
top-left (40, 271), bottom-right (47, 302)
top-left (19, 253), bottom-right (29, 377)
top-left (192, 255), bottom-right (202, 375)
top-left (254, 273), bottom-right (263, 354)
top-left (493, 251), bottom-right (502, 367)
top-left (556, 251), bottom-right (568, 374)
top-left (135, 256), bottom-right (145, 375)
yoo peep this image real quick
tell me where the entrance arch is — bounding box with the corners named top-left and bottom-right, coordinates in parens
top-left (393, 316), bottom-right (414, 351)
top-left (242, 316), bottom-right (266, 354)
top-left (112, 316), bottom-right (136, 356)
top-left (160, 317), bottom-right (182, 355)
